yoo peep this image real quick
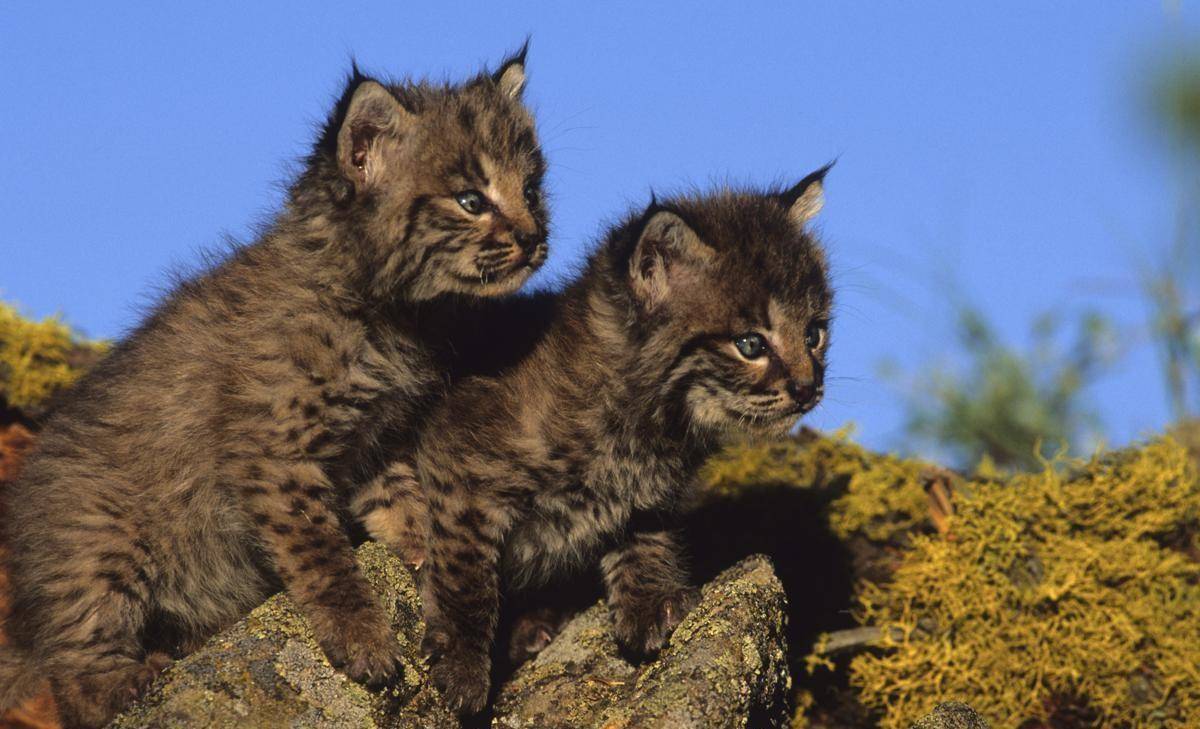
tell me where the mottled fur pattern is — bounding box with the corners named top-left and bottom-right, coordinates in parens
top-left (0, 48), bottom-right (548, 728)
top-left (364, 170), bottom-right (834, 714)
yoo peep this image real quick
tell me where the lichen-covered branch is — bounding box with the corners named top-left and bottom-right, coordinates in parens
top-left (909, 702), bottom-right (988, 729)
top-left (109, 542), bottom-right (456, 729)
top-left (111, 551), bottom-right (792, 729)
top-left (492, 555), bottom-right (791, 729)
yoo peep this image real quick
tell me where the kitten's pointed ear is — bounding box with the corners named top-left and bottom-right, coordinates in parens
top-left (779, 162), bottom-right (833, 227)
top-left (629, 209), bottom-right (714, 309)
top-left (335, 75), bottom-right (410, 189)
top-left (492, 40), bottom-right (529, 99)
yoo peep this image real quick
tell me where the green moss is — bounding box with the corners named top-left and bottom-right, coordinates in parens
top-left (846, 438), bottom-right (1200, 728)
top-left (0, 301), bottom-right (106, 410)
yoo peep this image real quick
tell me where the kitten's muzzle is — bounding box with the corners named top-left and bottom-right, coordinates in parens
top-left (515, 231), bottom-right (540, 257)
top-left (510, 237), bottom-right (547, 274)
top-left (786, 379), bottom-right (822, 412)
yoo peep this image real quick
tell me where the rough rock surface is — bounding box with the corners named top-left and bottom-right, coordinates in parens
top-left (111, 548), bottom-right (790, 728)
top-left (909, 702), bottom-right (989, 729)
top-left (493, 555), bottom-right (791, 729)
top-left (109, 542), bottom-right (455, 729)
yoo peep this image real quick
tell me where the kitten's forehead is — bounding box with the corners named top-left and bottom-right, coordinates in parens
top-left (694, 197), bottom-right (831, 315)
top-left (394, 91), bottom-right (542, 190)
top-left (455, 85), bottom-right (540, 164)
top-left (767, 298), bottom-right (800, 327)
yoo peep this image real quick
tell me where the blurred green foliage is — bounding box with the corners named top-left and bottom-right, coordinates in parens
top-left (888, 58), bottom-right (1200, 471)
top-left (1148, 55), bottom-right (1200, 420)
top-left (1142, 225), bottom-right (1200, 421)
top-left (886, 307), bottom-right (1117, 472)
top-left (1156, 55), bottom-right (1200, 153)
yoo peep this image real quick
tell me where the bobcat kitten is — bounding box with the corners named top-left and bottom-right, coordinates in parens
top-left (0, 49), bottom-right (548, 728)
top-left (380, 169), bottom-right (833, 713)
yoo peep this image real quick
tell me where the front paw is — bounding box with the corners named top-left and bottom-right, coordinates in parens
top-left (612, 587), bottom-right (699, 658)
top-left (314, 606), bottom-right (403, 688)
top-left (428, 647), bottom-right (491, 715)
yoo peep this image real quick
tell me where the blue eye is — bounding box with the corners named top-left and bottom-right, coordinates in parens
top-left (734, 333), bottom-right (767, 359)
top-left (455, 190), bottom-right (486, 215)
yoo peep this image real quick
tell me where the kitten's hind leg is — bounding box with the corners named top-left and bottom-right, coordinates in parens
top-left (52, 650), bottom-right (171, 729)
top-left (351, 460), bottom-right (429, 569)
top-left (35, 541), bottom-right (164, 727)
top-left (504, 606), bottom-right (569, 665)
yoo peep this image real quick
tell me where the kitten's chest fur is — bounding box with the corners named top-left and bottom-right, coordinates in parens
top-left (341, 321), bottom-right (436, 443)
top-left (503, 421), bottom-right (693, 585)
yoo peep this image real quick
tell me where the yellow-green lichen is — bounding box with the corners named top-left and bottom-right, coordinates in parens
top-left (703, 429), bottom-right (932, 544)
top-left (846, 437), bottom-right (1200, 728)
top-left (0, 300), bottom-right (107, 410)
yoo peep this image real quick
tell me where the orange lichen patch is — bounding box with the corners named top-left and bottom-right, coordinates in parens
top-left (0, 423), bottom-right (34, 484)
top-left (0, 533), bottom-right (62, 729)
top-left (703, 428), bottom-right (934, 545)
top-left (0, 693), bottom-right (61, 729)
top-left (0, 425), bottom-right (61, 729)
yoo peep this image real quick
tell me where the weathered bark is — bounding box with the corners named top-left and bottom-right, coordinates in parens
top-left (491, 555), bottom-right (791, 729)
top-left (111, 549), bottom-right (791, 728)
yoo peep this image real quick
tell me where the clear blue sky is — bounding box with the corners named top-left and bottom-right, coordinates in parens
top-left (1, 2), bottom-right (1196, 454)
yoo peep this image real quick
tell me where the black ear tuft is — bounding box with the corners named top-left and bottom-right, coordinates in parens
top-left (492, 38), bottom-right (531, 98)
top-left (501, 37), bottom-right (531, 73)
top-left (779, 161), bottom-right (834, 209)
top-left (779, 160), bottom-right (835, 226)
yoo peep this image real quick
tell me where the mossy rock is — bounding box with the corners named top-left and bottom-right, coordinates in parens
top-left (110, 542), bottom-right (456, 729)
top-left (493, 555), bottom-right (791, 729)
top-left (112, 548), bottom-right (793, 728)
top-left (909, 702), bottom-right (989, 729)
top-left (696, 432), bottom-right (1200, 727)
top-left (703, 429), bottom-right (934, 545)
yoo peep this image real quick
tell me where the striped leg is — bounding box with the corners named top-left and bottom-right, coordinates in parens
top-left (351, 460), bottom-right (429, 569)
